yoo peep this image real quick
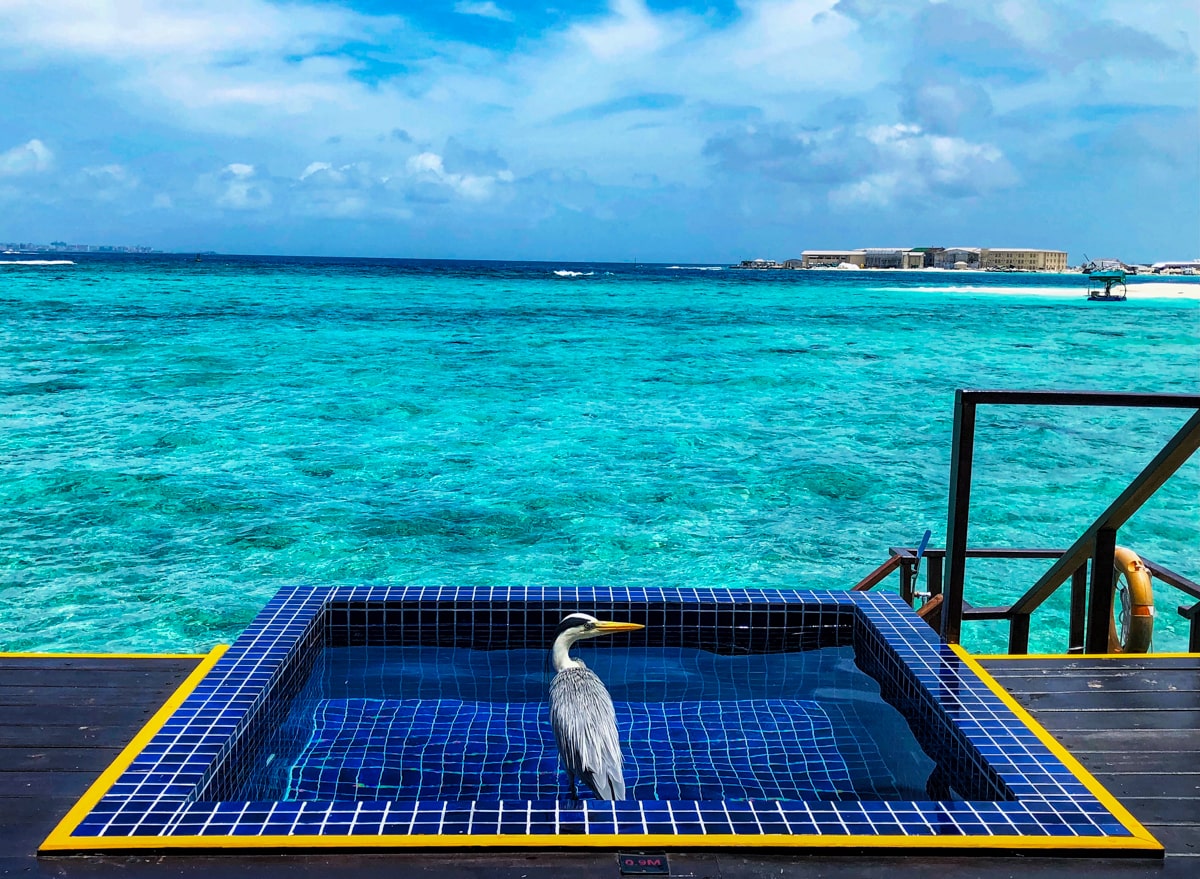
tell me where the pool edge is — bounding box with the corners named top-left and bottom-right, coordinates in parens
top-left (36, 830), bottom-right (1165, 856)
top-left (36, 637), bottom-right (1165, 858)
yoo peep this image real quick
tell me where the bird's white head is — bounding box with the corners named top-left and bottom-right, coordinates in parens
top-left (551, 613), bottom-right (644, 671)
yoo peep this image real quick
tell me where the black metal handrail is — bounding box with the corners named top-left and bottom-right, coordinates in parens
top-left (855, 546), bottom-right (1200, 653)
top-left (855, 389), bottom-right (1200, 654)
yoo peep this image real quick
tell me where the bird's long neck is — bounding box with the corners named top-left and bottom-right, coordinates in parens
top-left (551, 632), bottom-right (584, 672)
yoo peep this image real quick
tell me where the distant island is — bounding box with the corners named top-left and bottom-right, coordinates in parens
top-left (733, 247), bottom-right (1199, 275)
top-left (1, 241), bottom-right (161, 254)
top-left (735, 247), bottom-right (1067, 272)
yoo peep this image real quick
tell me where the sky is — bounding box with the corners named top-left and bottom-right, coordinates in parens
top-left (0, 0), bottom-right (1197, 262)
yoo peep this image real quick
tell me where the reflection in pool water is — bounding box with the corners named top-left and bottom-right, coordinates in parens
top-left (236, 645), bottom-right (939, 803)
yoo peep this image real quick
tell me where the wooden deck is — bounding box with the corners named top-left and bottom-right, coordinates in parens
top-left (980, 655), bottom-right (1200, 862)
top-left (2, 653), bottom-right (1196, 878)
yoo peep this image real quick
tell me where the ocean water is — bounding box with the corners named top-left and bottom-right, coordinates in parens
top-left (1, 255), bottom-right (1197, 653)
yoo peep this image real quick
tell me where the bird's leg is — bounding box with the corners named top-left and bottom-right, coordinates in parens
top-left (569, 774), bottom-right (578, 801)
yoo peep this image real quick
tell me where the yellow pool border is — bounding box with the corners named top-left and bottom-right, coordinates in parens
top-left (0, 652), bottom-right (211, 659)
top-left (39, 645), bottom-right (228, 853)
top-left (37, 643), bottom-right (1164, 856)
top-left (971, 651), bottom-right (1199, 661)
top-left (38, 831), bottom-right (1167, 854)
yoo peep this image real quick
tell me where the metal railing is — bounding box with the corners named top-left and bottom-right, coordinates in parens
top-left (853, 390), bottom-right (1200, 654)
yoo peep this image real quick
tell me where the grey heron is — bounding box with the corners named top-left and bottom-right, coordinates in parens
top-left (548, 612), bottom-right (644, 800)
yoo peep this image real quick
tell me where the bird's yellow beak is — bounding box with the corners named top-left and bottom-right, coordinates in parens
top-left (593, 620), bottom-right (644, 634)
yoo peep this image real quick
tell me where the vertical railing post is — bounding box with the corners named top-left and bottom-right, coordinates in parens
top-left (941, 391), bottom-right (976, 644)
top-left (1085, 526), bottom-right (1118, 653)
top-left (1008, 613), bottom-right (1031, 655)
top-left (1068, 565), bottom-right (1088, 653)
top-left (900, 560), bottom-right (914, 605)
top-left (1189, 608), bottom-right (1200, 654)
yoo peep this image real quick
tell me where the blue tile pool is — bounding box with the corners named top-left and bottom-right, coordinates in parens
top-left (233, 644), bottom-right (938, 803)
top-left (43, 586), bottom-right (1161, 854)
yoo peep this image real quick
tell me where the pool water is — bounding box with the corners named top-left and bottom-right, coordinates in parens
top-left (236, 644), bottom-right (939, 803)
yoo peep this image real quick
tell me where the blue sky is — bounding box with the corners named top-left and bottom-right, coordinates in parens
top-left (0, 0), bottom-right (1196, 262)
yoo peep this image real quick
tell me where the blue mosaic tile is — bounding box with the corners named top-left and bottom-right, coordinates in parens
top-left (278, 695), bottom-right (893, 802)
top-left (57, 585), bottom-right (1145, 847)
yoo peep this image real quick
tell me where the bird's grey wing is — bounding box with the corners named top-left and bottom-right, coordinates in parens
top-left (549, 668), bottom-right (625, 800)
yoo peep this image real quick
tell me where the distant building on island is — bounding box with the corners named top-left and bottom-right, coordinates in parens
top-left (1, 241), bottom-right (160, 254)
top-left (799, 250), bottom-right (865, 268)
top-left (979, 248), bottom-right (1068, 272)
top-left (743, 245), bottom-right (1069, 272)
top-left (862, 248), bottom-right (926, 269)
top-left (934, 248), bottom-right (981, 269)
top-left (1149, 260), bottom-right (1200, 275)
top-left (797, 248), bottom-right (928, 269)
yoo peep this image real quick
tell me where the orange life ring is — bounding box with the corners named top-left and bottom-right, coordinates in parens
top-left (1107, 546), bottom-right (1155, 654)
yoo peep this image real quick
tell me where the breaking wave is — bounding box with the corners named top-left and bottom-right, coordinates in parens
top-left (0, 259), bottom-right (76, 266)
top-left (553, 270), bottom-right (594, 277)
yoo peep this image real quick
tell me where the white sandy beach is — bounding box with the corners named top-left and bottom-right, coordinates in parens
top-left (1094, 281), bottom-right (1200, 300)
top-left (871, 280), bottom-right (1200, 300)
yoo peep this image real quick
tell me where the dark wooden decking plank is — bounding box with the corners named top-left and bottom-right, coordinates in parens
top-left (0, 656), bottom-right (203, 671)
top-left (1116, 797), bottom-right (1200, 825)
top-left (0, 723), bottom-right (169, 748)
top-left (1016, 689), bottom-right (1200, 711)
top-left (0, 678), bottom-right (192, 701)
top-left (0, 696), bottom-right (166, 725)
top-left (1, 770), bottom-right (125, 798)
top-left (1141, 825), bottom-right (1199, 856)
top-left (1050, 728), bottom-right (1200, 752)
top-left (0, 745), bottom-right (123, 772)
top-left (0, 667), bottom-right (190, 696)
top-left (978, 671), bottom-right (1200, 696)
top-left (1062, 750), bottom-right (1200, 770)
top-left (1016, 708), bottom-right (1200, 731)
top-left (1, 702), bottom-right (165, 726)
top-left (984, 657), bottom-right (1200, 673)
top-left (1094, 772), bottom-right (1200, 799)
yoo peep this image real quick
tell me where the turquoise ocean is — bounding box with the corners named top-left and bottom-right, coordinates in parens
top-left (1, 255), bottom-right (1197, 654)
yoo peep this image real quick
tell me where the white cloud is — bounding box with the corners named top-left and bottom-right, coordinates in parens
top-left (403, 151), bottom-right (510, 200)
top-left (83, 163), bottom-right (134, 182)
top-left (0, 138), bottom-right (53, 176)
top-left (0, 0), bottom-right (408, 138)
top-left (453, 2), bottom-right (514, 23)
top-left (0, 0), bottom-right (396, 62)
top-left (296, 160), bottom-right (372, 188)
top-left (704, 118), bottom-right (1017, 206)
top-left (300, 161), bottom-right (333, 180)
top-left (207, 162), bottom-right (272, 209)
top-left (831, 123), bottom-right (1017, 206)
top-left (80, 163), bottom-right (139, 200)
top-left (572, 0), bottom-right (668, 60)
